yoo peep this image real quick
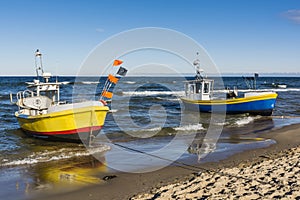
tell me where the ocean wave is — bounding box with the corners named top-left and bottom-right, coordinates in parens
top-left (155, 97), bottom-right (180, 101)
top-left (0, 145), bottom-right (110, 167)
top-left (260, 88), bottom-right (300, 92)
top-left (215, 88), bottom-right (300, 93)
top-left (26, 81), bottom-right (72, 85)
top-left (121, 91), bottom-right (185, 96)
top-left (234, 116), bottom-right (261, 126)
top-left (61, 81), bottom-right (71, 85)
top-left (174, 124), bottom-right (205, 131)
top-left (81, 81), bottom-right (100, 84)
top-left (71, 81), bottom-right (100, 85)
top-left (116, 124), bottom-right (204, 137)
top-left (123, 81), bottom-right (136, 84)
top-left (144, 127), bottom-right (162, 132)
top-left (213, 122), bottom-right (229, 126)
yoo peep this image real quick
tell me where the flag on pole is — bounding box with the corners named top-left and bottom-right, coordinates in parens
top-left (113, 59), bottom-right (123, 66)
top-left (99, 60), bottom-right (127, 101)
top-left (108, 74), bottom-right (119, 84)
top-left (102, 90), bottom-right (113, 99)
top-left (116, 66), bottom-right (128, 76)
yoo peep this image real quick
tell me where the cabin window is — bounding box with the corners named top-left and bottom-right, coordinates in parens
top-left (189, 85), bottom-right (195, 94)
top-left (195, 82), bottom-right (201, 93)
top-left (203, 83), bottom-right (210, 94)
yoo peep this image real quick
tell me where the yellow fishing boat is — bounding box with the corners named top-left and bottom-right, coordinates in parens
top-left (10, 50), bottom-right (127, 143)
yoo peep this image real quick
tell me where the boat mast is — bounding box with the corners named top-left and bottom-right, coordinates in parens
top-left (35, 49), bottom-right (44, 78)
top-left (193, 52), bottom-right (203, 80)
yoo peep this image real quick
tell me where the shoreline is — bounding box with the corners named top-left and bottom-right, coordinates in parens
top-left (37, 123), bottom-right (300, 200)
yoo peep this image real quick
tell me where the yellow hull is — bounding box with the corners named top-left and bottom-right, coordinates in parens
top-left (16, 104), bottom-right (109, 141)
top-left (181, 92), bottom-right (278, 105)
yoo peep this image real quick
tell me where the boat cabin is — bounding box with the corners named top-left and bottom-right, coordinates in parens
top-left (10, 49), bottom-right (64, 116)
top-left (27, 73), bottom-right (61, 104)
top-left (184, 79), bottom-right (214, 101)
top-left (13, 73), bottom-right (62, 114)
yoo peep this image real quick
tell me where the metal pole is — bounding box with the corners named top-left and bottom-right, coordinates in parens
top-left (88, 110), bottom-right (94, 147)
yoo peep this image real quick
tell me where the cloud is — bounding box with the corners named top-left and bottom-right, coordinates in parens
top-left (96, 28), bottom-right (104, 33)
top-left (282, 9), bottom-right (300, 24)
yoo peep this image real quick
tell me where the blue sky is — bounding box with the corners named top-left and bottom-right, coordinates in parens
top-left (0, 0), bottom-right (300, 75)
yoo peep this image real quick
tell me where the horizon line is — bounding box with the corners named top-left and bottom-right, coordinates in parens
top-left (1, 72), bottom-right (300, 77)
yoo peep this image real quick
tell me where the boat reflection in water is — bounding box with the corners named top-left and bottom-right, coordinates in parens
top-left (188, 117), bottom-right (275, 162)
top-left (35, 156), bottom-right (107, 188)
top-left (12, 153), bottom-right (108, 197)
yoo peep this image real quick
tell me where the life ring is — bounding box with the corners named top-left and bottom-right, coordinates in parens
top-left (33, 98), bottom-right (42, 107)
top-left (99, 99), bottom-right (107, 106)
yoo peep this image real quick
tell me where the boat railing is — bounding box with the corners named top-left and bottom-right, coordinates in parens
top-left (14, 90), bottom-right (37, 108)
top-left (23, 90), bottom-right (36, 98)
top-left (16, 90), bottom-right (36, 100)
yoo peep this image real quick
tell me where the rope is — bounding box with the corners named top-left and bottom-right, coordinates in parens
top-left (113, 142), bottom-right (286, 188)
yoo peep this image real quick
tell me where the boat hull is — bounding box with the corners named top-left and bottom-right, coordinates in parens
top-left (181, 93), bottom-right (277, 116)
top-left (16, 102), bottom-right (109, 142)
top-left (21, 126), bottom-right (103, 142)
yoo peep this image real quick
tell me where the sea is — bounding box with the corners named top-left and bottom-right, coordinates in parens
top-left (0, 76), bottom-right (300, 199)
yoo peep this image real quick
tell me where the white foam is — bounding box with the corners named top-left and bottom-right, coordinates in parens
top-left (235, 117), bottom-right (254, 126)
top-left (264, 88), bottom-right (300, 92)
top-left (174, 124), bottom-right (205, 131)
top-left (3, 158), bottom-right (39, 166)
top-left (156, 97), bottom-right (180, 101)
top-left (213, 122), bottom-right (229, 126)
top-left (215, 88), bottom-right (300, 93)
top-left (81, 81), bottom-right (100, 84)
top-left (122, 91), bottom-right (185, 96)
top-left (1, 145), bottom-right (110, 167)
top-left (235, 116), bottom-right (261, 126)
top-left (144, 127), bottom-right (162, 132)
top-left (124, 81), bottom-right (136, 84)
top-left (109, 109), bottom-right (118, 113)
top-left (61, 81), bottom-right (71, 85)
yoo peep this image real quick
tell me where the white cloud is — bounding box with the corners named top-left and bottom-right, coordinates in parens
top-left (282, 9), bottom-right (300, 24)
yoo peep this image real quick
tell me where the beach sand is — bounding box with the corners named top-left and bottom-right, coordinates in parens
top-left (39, 124), bottom-right (300, 200)
top-left (133, 147), bottom-right (300, 199)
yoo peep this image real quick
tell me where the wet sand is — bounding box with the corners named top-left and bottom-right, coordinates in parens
top-left (38, 123), bottom-right (300, 200)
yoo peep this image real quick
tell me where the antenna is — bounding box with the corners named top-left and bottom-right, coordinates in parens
top-left (55, 60), bottom-right (59, 83)
top-left (243, 73), bottom-right (259, 90)
top-left (194, 52), bottom-right (203, 80)
top-left (35, 49), bottom-right (44, 78)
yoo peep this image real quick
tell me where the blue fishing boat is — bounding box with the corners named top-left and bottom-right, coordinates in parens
top-left (181, 60), bottom-right (278, 116)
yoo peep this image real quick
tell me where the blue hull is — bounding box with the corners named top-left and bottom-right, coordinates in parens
top-left (182, 98), bottom-right (277, 116)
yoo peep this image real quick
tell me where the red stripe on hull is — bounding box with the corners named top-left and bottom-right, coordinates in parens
top-left (23, 126), bottom-right (103, 136)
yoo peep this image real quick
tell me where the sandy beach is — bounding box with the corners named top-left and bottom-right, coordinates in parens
top-left (133, 146), bottom-right (300, 199)
top-left (37, 123), bottom-right (300, 200)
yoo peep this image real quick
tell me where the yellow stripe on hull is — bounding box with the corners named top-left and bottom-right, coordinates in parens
top-left (16, 105), bottom-right (109, 134)
top-left (181, 93), bottom-right (278, 105)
